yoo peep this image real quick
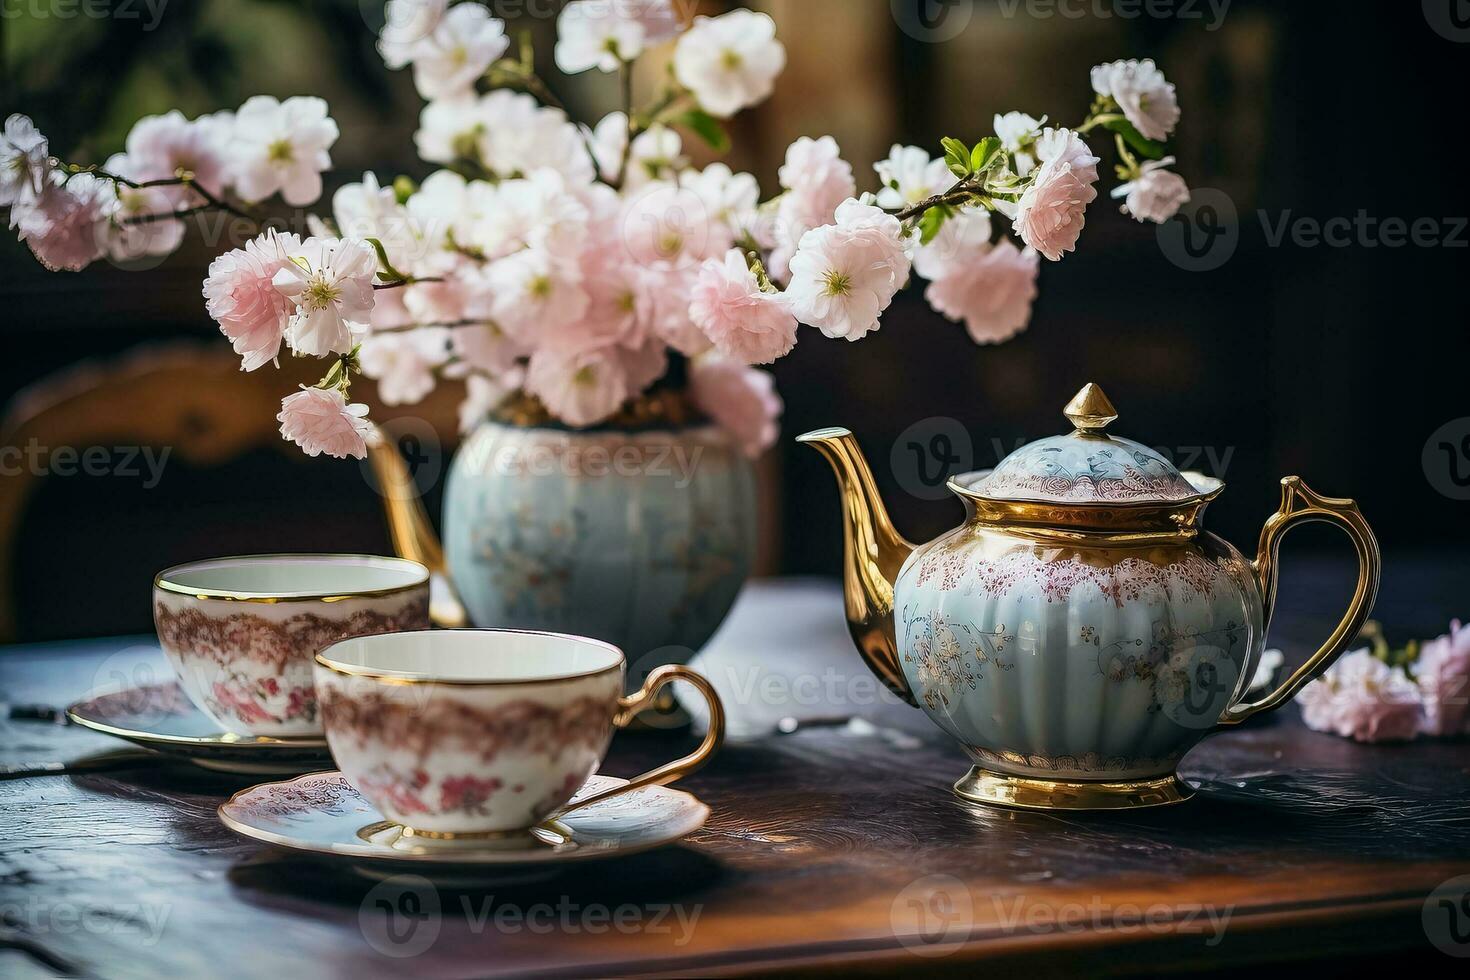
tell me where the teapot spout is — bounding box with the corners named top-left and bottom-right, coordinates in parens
top-left (796, 428), bottom-right (917, 707)
top-left (367, 429), bottom-right (468, 629)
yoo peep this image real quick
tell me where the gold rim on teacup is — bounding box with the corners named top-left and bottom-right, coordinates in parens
top-left (155, 554), bottom-right (431, 603)
top-left (315, 627), bottom-right (625, 686)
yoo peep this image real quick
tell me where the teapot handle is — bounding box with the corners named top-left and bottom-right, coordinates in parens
top-left (1218, 477), bottom-right (1381, 726)
top-left (366, 427), bottom-right (469, 629)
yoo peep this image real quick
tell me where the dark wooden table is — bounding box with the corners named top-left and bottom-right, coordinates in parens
top-left (3, 575), bottom-right (1469, 978)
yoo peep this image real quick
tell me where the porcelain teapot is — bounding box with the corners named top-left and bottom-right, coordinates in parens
top-left (799, 384), bottom-right (1380, 811)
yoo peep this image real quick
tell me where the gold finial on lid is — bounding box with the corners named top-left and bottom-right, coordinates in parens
top-left (1064, 383), bottom-right (1118, 435)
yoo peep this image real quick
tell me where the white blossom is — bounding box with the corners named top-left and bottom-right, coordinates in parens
top-left (231, 96), bottom-right (339, 206)
top-left (1090, 59), bottom-right (1180, 142)
top-left (874, 145), bottom-right (955, 210)
top-left (673, 9), bottom-right (786, 118)
top-left (272, 237), bottom-right (378, 356)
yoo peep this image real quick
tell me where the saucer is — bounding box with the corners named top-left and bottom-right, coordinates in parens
top-left (218, 771), bottom-right (710, 882)
top-left (67, 682), bottom-right (332, 775)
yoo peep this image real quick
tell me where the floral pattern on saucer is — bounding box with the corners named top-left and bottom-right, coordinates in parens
top-left (218, 771), bottom-right (710, 870)
top-left (67, 680), bottom-right (332, 774)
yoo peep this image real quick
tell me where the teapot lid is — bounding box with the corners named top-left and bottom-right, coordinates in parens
top-left (966, 384), bottom-right (1201, 504)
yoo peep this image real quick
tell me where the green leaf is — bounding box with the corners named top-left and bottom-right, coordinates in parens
top-left (366, 237), bottom-right (407, 284)
top-left (917, 205), bottom-right (953, 245)
top-left (1100, 117), bottom-right (1167, 160)
top-left (971, 137), bottom-right (1002, 173)
top-left (941, 136), bottom-right (973, 178)
top-left (675, 109), bottom-right (731, 153)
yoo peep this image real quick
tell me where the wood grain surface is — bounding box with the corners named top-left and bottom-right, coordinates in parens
top-left (1, 582), bottom-right (1468, 978)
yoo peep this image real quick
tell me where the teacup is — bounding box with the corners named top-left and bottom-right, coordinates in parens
top-left (153, 555), bottom-right (430, 738)
top-left (314, 629), bottom-right (726, 837)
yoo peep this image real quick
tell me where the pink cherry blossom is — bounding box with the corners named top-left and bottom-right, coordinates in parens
top-left (272, 236), bottom-right (378, 357)
top-left (484, 248), bottom-right (590, 339)
top-left (640, 264), bottom-right (712, 356)
top-left (123, 110), bottom-right (230, 204)
top-left (14, 173), bottom-right (114, 272)
top-left (1112, 157), bottom-right (1191, 223)
top-left (619, 337), bottom-right (668, 394)
top-left (358, 327), bottom-right (450, 406)
top-left (104, 169), bottom-right (185, 264)
top-left (203, 229), bottom-right (301, 371)
top-left (619, 181), bottom-right (725, 271)
top-left (924, 239), bottom-right (1039, 345)
top-left (690, 354), bottom-right (782, 459)
top-left (451, 323), bottom-right (525, 376)
top-left (525, 344), bottom-right (630, 428)
top-left (785, 200), bottom-right (912, 341)
top-left (1417, 620), bottom-right (1470, 736)
top-left (771, 136), bottom-right (855, 279)
top-left (458, 370), bottom-right (522, 433)
top-left (1006, 128), bottom-right (1099, 262)
top-left (276, 387), bottom-right (375, 460)
top-left (1295, 649), bottom-right (1421, 743)
top-left (690, 249), bottom-right (797, 365)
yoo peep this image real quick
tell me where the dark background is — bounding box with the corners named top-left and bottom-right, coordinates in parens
top-left (2, 0), bottom-right (1467, 642)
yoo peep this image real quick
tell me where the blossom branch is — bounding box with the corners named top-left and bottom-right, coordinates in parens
top-left (368, 319), bottom-right (486, 335)
top-left (613, 62), bottom-right (637, 188)
top-left (59, 160), bottom-right (259, 224)
top-left (373, 276), bottom-right (444, 290)
top-left (894, 178), bottom-right (990, 223)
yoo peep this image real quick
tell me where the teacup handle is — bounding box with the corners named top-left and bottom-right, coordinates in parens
top-left (558, 665), bottom-right (726, 814)
top-left (1217, 477), bottom-right (1381, 727)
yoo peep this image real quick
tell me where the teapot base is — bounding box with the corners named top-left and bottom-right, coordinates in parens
top-left (953, 766), bottom-right (1194, 812)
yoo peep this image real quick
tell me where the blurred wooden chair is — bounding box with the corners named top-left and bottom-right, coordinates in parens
top-left (0, 343), bottom-right (461, 643)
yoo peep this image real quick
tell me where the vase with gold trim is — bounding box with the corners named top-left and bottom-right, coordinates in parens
top-left (799, 383), bottom-right (1381, 811)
